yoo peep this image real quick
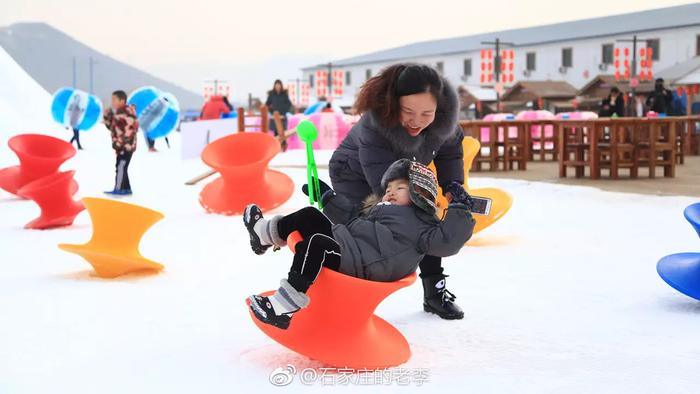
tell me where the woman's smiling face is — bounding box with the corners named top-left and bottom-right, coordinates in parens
top-left (399, 92), bottom-right (437, 137)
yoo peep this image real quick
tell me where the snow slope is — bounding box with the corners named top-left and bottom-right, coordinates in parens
top-left (1, 56), bottom-right (699, 393)
top-left (0, 46), bottom-right (65, 142)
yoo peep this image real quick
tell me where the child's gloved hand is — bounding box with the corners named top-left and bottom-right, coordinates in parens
top-left (302, 177), bottom-right (334, 205)
top-left (444, 181), bottom-right (474, 211)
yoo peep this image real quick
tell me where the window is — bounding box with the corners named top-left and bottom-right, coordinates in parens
top-left (562, 48), bottom-right (573, 68)
top-left (602, 44), bottom-right (614, 64)
top-left (646, 39), bottom-right (660, 61)
top-left (309, 74), bottom-right (314, 87)
top-left (436, 61), bottom-right (444, 74)
top-left (463, 59), bottom-right (472, 76)
top-left (526, 52), bottom-right (536, 71)
top-left (345, 71), bottom-right (351, 86)
top-left (365, 69), bottom-right (372, 80)
top-left (696, 35), bottom-right (700, 56)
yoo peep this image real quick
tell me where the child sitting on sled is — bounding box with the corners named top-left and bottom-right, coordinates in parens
top-left (244, 159), bottom-right (475, 329)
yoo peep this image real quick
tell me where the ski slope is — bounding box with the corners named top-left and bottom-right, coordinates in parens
top-left (1, 52), bottom-right (699, 393)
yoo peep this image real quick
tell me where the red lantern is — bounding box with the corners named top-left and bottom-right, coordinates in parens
top-left (480, 75), bottom-right (485, 83)
top-left (480, 50), bottom-right (486, 59)
top-left (640, 60), bottom-right (646, 68)
top-left (487, 50), bottom-right (493, 59)
top-left (639, 71), bottom-right (646, 80)
top-left (488, 74), bottom-right (493, 82)
top-left (624, 48), bottom-right (630, 56)
top-left (640, 48), bottom-right (646, 56)
top-left (481, 63), bottom-right (485, 71)
top-left (648, 71), bottom-right (653, 80)
top-left (614, 47), bottom-right (620, 56)
top-left (647, 47), bottom-right (653, 57)
top-left (677, 87), bottom-right (684, 96)
top-left (509, 63), bottom-right (514, 71)
top-left (694, 85), bottom-right (699, 95)
top-left (509, 74), bottom-right (514, 83)
top-left (624, 70), bottom-right (630, 79)
top-left (614, 60), bottom-right (620, 69)
top-left (615, 71), bottom-right (621, 81)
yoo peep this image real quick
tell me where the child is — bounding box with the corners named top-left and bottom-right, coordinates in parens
top-left (244, 159), bottom-right (475, 329)
top-left (103, 90), bottom-right (138, 195)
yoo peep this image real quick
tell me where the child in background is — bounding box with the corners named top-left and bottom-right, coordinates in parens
top-left (244, 159), bottom-right (475, 329)
top-left (103, 90), bottom-right (138, 195)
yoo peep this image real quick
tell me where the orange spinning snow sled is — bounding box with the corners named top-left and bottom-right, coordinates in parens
top-left (431, 136), bottom-right (512, 235)
top-left (199, 132), bottom-right (294, 215)
top-left (58, 197), bottom-right (164, 278)
top-left (247, 231), bottom-right (416, 369)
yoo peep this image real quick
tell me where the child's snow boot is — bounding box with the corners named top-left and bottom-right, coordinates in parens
top-left (249, 279), bottom-right (310, 329)
top-left (421, 273), bottom-right (464, 320)
top-left (243, 204), bottom-right (286, 255)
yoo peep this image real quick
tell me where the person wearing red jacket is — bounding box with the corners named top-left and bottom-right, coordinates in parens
top-left (199, 95), bottom-right (231, 120)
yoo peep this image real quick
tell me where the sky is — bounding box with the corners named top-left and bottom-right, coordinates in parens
top-left (2, 0), bottom-right (698, 102)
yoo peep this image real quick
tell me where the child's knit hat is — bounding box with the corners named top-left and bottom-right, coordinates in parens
top-left (380, 159), bottom-right (438, 214)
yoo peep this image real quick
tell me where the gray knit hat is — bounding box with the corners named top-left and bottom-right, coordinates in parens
top-left (380, 159), bottom-right (438, 214)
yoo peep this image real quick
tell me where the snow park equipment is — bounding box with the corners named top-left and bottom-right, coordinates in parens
top-left (297, 120), bottom-right (322, 209)
top-left (685, 202), bottom-right (700, 238)
top-left (58, 197), bottom-right (164, 278)
top-left (430, 136), bottom-right (513, 235)
top-left (247, 231), bottom-right (415, 369)
top-left (51, 87), bottom-right (103, 131)
top-left (0, 134), bottom-right (77, 197)
top-left (657, 203), bottom-right (700, 301)
top-left (127, 86), bottom-right (180, 139)
top-left (199, 132), bottom-right (294, 215)
top-left (17, 170), bottom-right (84, 229)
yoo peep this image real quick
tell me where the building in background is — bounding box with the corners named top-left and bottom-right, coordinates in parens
top-left (302, 4), bottom-right (700, 112)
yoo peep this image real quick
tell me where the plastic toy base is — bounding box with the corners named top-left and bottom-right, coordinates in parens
top-left (57, 245), bottom-right (164, 279)
top-left (657, 253), bottom-right (700, 301)
top-left (199, 170), bottom-right (294, 216)
top-left (17, 171), bottom-right (84, 230)
top-left (24, 203), bottom-right (84, 230)
top-left (247, 268), bottom-right (415, 369)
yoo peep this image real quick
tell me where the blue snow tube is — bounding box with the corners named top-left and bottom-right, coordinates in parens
top-left (657, 203), bottom-right (700, 301)
top-left (51, 87), bottom-right (103, 131)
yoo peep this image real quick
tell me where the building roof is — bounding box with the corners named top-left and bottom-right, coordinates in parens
top-left (458, 85), bottom-right (497, 102)
top-left (578, 74), bottom-right (655, 96)
top-left (304, 3), bottom-right (700, 70)
top-left (656, 56), bottom-right (700, 84)
top-left (501, 81), bottom-right (578, 101)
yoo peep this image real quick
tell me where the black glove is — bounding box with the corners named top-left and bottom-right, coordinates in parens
top-left (302, 177), bottom-right (334, 205)
top-left (444, 181), bottom-right (474, 211)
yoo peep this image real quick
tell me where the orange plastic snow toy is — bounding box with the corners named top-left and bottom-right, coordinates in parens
top-left (0, 134), bottom-right (77, 197)
top-left (430, 136), bottom-right (513, 235)
top-left (199, 132), bottom-right (294, 215)
top-left (247, 231), bottom-right (416, 369)
top-left (17, 170), bottom-right (84, 229)
top-left (58, 197), bottom-right (164, 278)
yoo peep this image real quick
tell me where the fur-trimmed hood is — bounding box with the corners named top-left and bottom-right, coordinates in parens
top-left (361, 77), bottom-right (460, 156)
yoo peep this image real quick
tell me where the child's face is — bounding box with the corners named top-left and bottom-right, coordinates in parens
top-left (111, 95), bottom-right (125, 110)
top-left (382, 179), bottom-right (411, 206)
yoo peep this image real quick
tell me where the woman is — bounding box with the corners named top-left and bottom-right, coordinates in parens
top-left (265, 79), bottom-right (293, 136)
top-left (327, 64), bottom-right (467, 319)
top-left (598, 87), bottom-right (625, 117)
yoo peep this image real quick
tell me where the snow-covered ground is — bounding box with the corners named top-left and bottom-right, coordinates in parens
top-left (1, 47), bottom-right (700, 393)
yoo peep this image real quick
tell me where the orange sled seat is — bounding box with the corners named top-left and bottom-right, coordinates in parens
top-left (58, 197), bottom-right (165, 278)
top-left (199, 132), bottom-right (294, 215)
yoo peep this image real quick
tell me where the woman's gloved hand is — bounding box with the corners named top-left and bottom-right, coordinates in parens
top-left (302, 177), bottom-right (335, 205)
top-left (444, 181), bottom-right (474, 211)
